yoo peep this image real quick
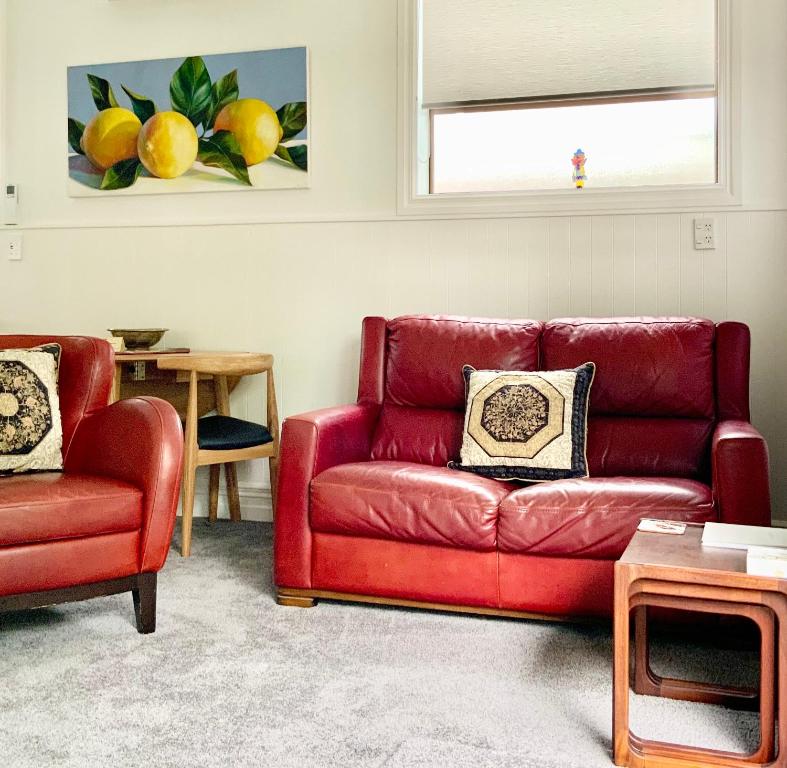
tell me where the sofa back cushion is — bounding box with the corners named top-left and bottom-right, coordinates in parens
top-left (368, 316), bottom-right (542, 465)
top-left (363, 315), bottom-right (735, 478)
top-left (542, 318), bottom-right (716, 477)
top-left (0, 335), bottom-right (114, 459)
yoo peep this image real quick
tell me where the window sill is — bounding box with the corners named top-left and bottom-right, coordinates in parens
top-left (397, 183), bottom-right (741, 218)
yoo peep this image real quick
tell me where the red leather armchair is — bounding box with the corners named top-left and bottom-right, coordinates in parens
top-left (274, 316), bottom-right (771, 618)
top-left (0, 335), bottom-right (183, 633)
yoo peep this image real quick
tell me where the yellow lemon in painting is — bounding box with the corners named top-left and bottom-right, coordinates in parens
top-left (81, 107), bottom-right (142, 171)
top-left (214, 98), bottom-right (283, 166)
top-left (137, 111), bottom-right (199, 179)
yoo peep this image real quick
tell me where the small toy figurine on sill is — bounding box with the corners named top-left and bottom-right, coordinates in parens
top-left (571, 148), bottom-right (587, 189)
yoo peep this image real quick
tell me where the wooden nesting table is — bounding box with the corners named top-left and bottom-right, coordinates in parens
top-left (613, 523), bottom-right (786, 767)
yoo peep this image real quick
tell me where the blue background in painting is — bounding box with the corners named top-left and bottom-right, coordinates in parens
top-left (67, 47), bottom-right (307, 144)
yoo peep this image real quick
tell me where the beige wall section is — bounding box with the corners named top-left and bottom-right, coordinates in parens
top-left (2, 0), bottom-right (397, 227)
top-left (1, 1), bottom-right (786, 519)
top-left (2, 213), bottom-right (786, 519)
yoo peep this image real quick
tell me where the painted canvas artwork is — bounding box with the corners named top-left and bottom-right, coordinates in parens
top-left (67, 47), bottom-right (308, 196)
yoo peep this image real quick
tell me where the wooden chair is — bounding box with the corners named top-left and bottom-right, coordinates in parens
top-left (157, 352), bottom-right (279, 557)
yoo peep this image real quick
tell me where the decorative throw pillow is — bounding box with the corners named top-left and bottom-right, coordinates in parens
top-left (449, 362), bottom-right (595, 482)
top-left (0, 346), bottom-right (63, 474)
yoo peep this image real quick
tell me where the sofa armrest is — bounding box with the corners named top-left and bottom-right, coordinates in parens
top-left (274, 403), bottom-right (380, 589)
top-left (712, 420), bottom-right (771, 526)
top-left (64, 396), bottom-right (184, 572)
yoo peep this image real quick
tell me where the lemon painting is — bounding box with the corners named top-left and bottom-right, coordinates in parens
top-left (67, 47), bottom-right (308, 195)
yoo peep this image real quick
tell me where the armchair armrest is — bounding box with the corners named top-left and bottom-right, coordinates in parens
top-left (274, 403), bottom-right (380, 589)
top-left (64, 396), bottom-right (184, 572)
top-left (712, 420), bottom-right (771, 526)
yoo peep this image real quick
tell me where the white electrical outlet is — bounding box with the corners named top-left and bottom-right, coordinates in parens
top-left (7, 235), bottom-right (22, 261)
top-left (694, 217), bottom-right (715, 250)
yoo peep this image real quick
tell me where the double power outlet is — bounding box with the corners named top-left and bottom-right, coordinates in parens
top-left (694, 217), bottom-right (715, 250)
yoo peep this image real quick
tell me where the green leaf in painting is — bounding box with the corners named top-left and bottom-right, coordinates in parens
top-left (274, 144), bottom-right (307, 171)
top-left (68, 118), bottom-right (85, 154)
top-left (100, 158), bottom-right (144, 190)
top-left (197, 131), bottom-right (251, 186)
top-left (87, 74), bottom-right (119, 111)
top-left (170, 56), bottom-right (213, 127)
top-left (121, 85), bottom-right (156, 124)
top-left (276, 102), bottom-right (307, 141)
top-left (206, 69), bottom-right (239, 130)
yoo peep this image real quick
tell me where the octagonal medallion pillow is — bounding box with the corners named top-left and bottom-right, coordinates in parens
top-left (449, 362), bottom-right (595, 482)
top-left (0, 347), bottom-right (63, 474)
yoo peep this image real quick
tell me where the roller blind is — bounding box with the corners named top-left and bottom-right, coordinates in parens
top-left (421, 0), bottom-right (717, 107)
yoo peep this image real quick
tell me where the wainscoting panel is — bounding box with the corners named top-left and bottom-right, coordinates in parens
top-left (1, 211), bottom-right (784, 515)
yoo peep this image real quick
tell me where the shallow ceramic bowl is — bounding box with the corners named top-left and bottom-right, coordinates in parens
top-left (108, 328), bottom-right (168, 351)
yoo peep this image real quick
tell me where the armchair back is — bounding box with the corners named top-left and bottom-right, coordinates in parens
top-left (0, 335), bottom-right (114, 457)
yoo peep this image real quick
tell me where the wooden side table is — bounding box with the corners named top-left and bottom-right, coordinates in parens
top-left (110, 349), bottom-right (240, 417)
top-left (613, 524), bottom-right (787, 768)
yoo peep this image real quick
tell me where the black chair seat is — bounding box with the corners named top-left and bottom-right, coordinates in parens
top-left (197, 416), bottom-right (273, 451)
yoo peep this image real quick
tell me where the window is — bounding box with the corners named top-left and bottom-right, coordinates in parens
top-left (431, 94), bottom-right (717, 194)
top-left (398, 0), bottom-right (737, 214)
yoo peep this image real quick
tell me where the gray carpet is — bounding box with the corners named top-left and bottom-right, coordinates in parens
top-left (0, 522), bottom-right (760, 768)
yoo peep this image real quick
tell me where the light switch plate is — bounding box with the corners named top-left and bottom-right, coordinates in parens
top-left (6, 234), bottom-right (22, 261)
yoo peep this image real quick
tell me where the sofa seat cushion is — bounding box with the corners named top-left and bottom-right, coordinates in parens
top-left (498, 477), bottom-right (715, 559)
top-left (0, 472), bottom-right (143, 547)
top-left (310, 461), bottom-right (515, 551)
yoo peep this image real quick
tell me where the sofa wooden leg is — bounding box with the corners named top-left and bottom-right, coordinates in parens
top-left (276, 592), bottom-right (316, 608)
top-left (133, 573), bottom-right (157, 634)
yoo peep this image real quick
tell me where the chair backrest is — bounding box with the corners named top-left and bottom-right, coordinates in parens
top-left (157, 352), bottom-right (272, 377)
top-left (0, 335), bottom-right (114, 458)
top-left (358, 315), bottom-right (751, 479)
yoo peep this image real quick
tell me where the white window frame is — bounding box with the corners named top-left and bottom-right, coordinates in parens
top-left (397, 0), bottom-right (740, 217)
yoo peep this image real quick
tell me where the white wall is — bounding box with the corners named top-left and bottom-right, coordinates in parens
top-left (1, 0), bottom-right (785, 519)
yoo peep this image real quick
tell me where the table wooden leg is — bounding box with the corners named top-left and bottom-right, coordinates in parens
top-left (208, 465), bottom-right (220, 523)
top-left (613, 563), bottom-right (632, 767)
top-left (624, 587), bottom-right (779, 767)
top-left (633, 602), bottom-right (762, 712)
top-left (268, 455), bottom-right (279, 518)
top-left (225, 463), bottom-right (241, 522)
top-left (180, 370), bottom-right (199, 558)
top-left (633, 606), bottom-right (653, 697)
top-left (110, 362), bottom-right (122, 404)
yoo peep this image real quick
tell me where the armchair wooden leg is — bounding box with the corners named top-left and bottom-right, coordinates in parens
top-left (208, 464), bottom-right (220, 524)
top-left (133, 573), bottom-right (157, 634)
top-left (225, 463), bottom-right (241, 522)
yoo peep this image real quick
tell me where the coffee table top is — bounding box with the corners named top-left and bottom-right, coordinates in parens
top-left (621, 523), bottom-right (745, 573)
top-left (618, 523), bottom-right (787, 594)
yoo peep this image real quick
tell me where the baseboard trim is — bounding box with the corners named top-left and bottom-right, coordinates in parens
top-left (185, 479), bottom-right (273, 523)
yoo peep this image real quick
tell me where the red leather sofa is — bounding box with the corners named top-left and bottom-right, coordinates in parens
top-left (0, 335), bottom-right (183, 632)
top-left (274, 316), bottom-right (771, 619)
